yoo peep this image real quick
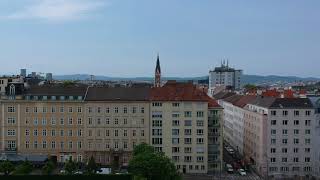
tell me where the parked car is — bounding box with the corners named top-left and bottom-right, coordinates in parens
top-left (226, 164), bottom-right (234, 173)
top-left (74, 171), bottom-right (83, 175)
top-left (238, 169), bottom-right (246, 176)
top-left (96, 168), bottom-right (111, 175)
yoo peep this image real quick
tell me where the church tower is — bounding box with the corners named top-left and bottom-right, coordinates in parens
top-left (154, 54), bottom-right (161, 87)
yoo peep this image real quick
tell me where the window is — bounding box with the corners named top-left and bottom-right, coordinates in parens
top-left (51, 118), bottom-right (56, 125)
top-left (294, 157), bottom-right (299, 162)
top-left (196, 111), bottom-right (204, 117)
top-left (106, 107), bottom-right (110, 113)
top-left (271, 120), bottom-right (276, 125)
top-left (152, 138), bottom-right (162, 145)
top-left (114, 118), bottom-right (118, 125)
top-left (60, 130), bottom-right (64, 137)
top-left (197, 156), bottom-right (204, 162)
top-left (51, 141), bottom-right (56, 149)
top-left (294, 129), bottom-right (299, 134)
top-left (294, 148), bottom-right (299, 153)
top-left (7, 106), bottom-right (15, 113)
top-left (294, 138), bottom-right (299, 144)
top-left (184, 147), bottom-right (192, 153)
top-left (42, 129), bottom-right (47, 136)
top-left (282, 110), bottom-right (288, 116)
top-left (281, 167), bottom-right (289, 172)
top-left (77, 118), bottom-right (82, 125)
top-left (294, 110), bottom-right (299, 116)
top-left (271, 111), bottom-right (276, 116)
top-left (60, 118), bottom-right (64, 125)
top-left (271, 139), bottom-right (276, 144)
top-left (25, 107), bottom-right (30, 113)
top-left (105, 130), bottom-right (109, 136)
top-left (132, 130), bottom-right (136, 136)
top-left (141, 107), bottom-right (145, 113)
top-left (197, 129), bottom-right (204, 135)
top-left (25, 129), bottom-right (30, 136)
top-left (123, 130), bottom-right (128, 136)
top-left (282, 148), bottom-right (287, 153)
top-left (305, 148), bottom-right (311, 153)
top-left (282, 120), bottom-right (288, 125)
top-left (282, 139), bottom-right (288, 144)
top-left (77, 129), bottom-right (82, 137)
top-left (172, 129), bottom-right (179, 136)
top-left (88, 118), bottom-right (92, 125)
top-left (304, 167), bottom-right (312, 172)
top-left (271, 129), bottom-right (276, 135)
top-left (197, 120), bottom-right (204, 126)
top-left (184, 120), bottom-right (192, 126)
top-left (172, 103), bottom-right (180, 107)
top-left (42, 141), bottom-right (47, 149)
top-left (114, 130), bottom-right (118, 137)
top-left (305, 157), bottom-right (311, 162)
top-left (270, 148), bottom-right (276, 153)
top-left (68, 130), bottom-right (73, 137)
top-left (123, 107), bottom-right (127, 114)
top-left (184, 138), bottom-right (192, 144)
top-left (141, 130), bottom-right (144, 136)
top-left (7, 129), bottom-right (16, 136)
top-left (152, 102), bottom-right (162, 107)
top-left (97, 118), bottom-right (101, 125)
top-left (51, 130), bottom-right (56, 136)
top-left (123, 119), bottom-right (127, 125)
top-left (305, 138), bottom-right (311, 144)
top-left (42, 118), bottom-right (47, 125)
top-left (282, 129), bottom-right (288, 135)
top-left (172, 147), bottom-right (180, 153)
top-left (105, 118), bottom-right (110, 125)
top-left (77, 107), bottom-right (82, 113)
top-left (282, 158), bottom-right (287, 162)
top-left (172, 120), bottom-right (179, 126)
top-left (196, 138), bottom-right (204, 144)
top-left (184, 111), bottom-right (192, 117)
top-left (97, 107), bottom-right (101, 113)
top-left (33, 118), bottom-right (38, 125)
top-left (114, 107), bottom-right (119, 113)
top-left (42, 107), bottom-right (47, 113)
top-left (132, 107), bottom-right (137, 113)
top-left (25, 141), bottom-right (30, 149)
top-left (51, 106), bottom-right (56, 113)
top-left (305, 110), bottom-right (311, 116)
top-left (184, 156), bottom-right (192, 162)
top-left (270, 158), bottom-right (276, 163)
top-left (305, 120), bottom-right (311, 126)
top-left (172, 113), bottom-right (180, 118)
top-left (184, 129), bottom-right (192, 135)
top-left (7, 117), bottom-right (16, 124)
top-left (34, 107), bottom-right (38, 113)
top-left (305, 129), bottom-right (311, 135)
top-left (33, 130), bottom-right (38, 136)
top-left (294, 120), bottom-right (299, 125)
top-left (60, 106), bottom-right (64, 113)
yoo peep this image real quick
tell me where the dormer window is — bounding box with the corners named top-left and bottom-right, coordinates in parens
top-left (69, 96), bottom-right (74, 100)
top-left (34, 96), bottom-right (38, 100)
top-left (51, 96), bottom-right (56, 100)
top-left (78, 96), bottom-right (82, 100)
top-left (43, 96), bottom-right (47, 100)
top-left (60, 96), bottom-right (65, 100)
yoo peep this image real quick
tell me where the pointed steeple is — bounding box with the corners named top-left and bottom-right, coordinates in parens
top-left (154, 53), bottom-right (161, 87)
top-left (155, 53), bottom-right (161, 74)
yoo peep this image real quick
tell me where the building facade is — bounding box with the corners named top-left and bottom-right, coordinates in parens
top-left (208, 61), bottom-right (242, 95)
top-left (0, 82), bottom-right (223, 174)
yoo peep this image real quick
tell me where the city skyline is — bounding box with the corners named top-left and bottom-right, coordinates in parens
top-left (0, 0), bottom-right (319, 78)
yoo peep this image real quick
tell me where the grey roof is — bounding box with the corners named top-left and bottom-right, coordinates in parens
top-left (249, 96), bottom-right (276, 108)
top-left (270, 98), bottom-right (314, 109)
top-left (85, 87), bottom-right (150, 101)
top-left (25, 85), bottom-right (88, 96)
top-left (250, 97), bottom-right (314, 109)
top-left (212, 92), bottom-right (236, 100)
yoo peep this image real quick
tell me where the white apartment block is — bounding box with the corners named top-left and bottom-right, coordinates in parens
top-left (209, 62), bottom-right (242, 96)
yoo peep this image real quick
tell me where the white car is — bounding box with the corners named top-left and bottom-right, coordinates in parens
top-left (238, 169), bottom-right (246, 176)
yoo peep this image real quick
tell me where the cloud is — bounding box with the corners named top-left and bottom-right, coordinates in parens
top-left (4, 0), bottom-right (106, 22)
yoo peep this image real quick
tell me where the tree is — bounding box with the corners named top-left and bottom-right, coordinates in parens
top-left (13, 160), bottom-right (33, 175)
top-left (0, 160), bottom-right (15, 175)
top-left (128, 143), bottom-right (181, 180)
top-left (42, 159), bottom-right (55, 175)
top-left (244, 84), bottom-right (257, 90)
top-left (64, 157), bottom-right (77, 175)
top-left (85, 156), bottom-right (98, 175)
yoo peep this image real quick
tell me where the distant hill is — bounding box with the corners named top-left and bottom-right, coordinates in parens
top-left (53, 74), bottom-right (320, 84)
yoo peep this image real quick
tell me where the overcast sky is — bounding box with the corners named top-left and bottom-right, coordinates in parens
top-left (0, 0), bottom-right (319, 77)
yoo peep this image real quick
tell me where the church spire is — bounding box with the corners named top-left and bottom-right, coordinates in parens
top-left (154, 53), bottom-right (161, 87)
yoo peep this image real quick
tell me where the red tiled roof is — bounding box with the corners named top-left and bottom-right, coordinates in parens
top-left (262, 89), bottom-right (280, 98)
top-left (150, 81), bottom-right (220, 108)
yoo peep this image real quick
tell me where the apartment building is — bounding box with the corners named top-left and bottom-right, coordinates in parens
top-left (245, 97), bottom-right (316, 179)
top-left (83, 87), bottom-right (150, 167)
top-left (149, 81), bottom-right (223, 174)
top-left (0, 81), bottom-right (222, 174)
top-left (0, 85), bottom-right (88, 163)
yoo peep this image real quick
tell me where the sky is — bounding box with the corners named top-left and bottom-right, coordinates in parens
top-left (0, 0), bottom-right (319, 78)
